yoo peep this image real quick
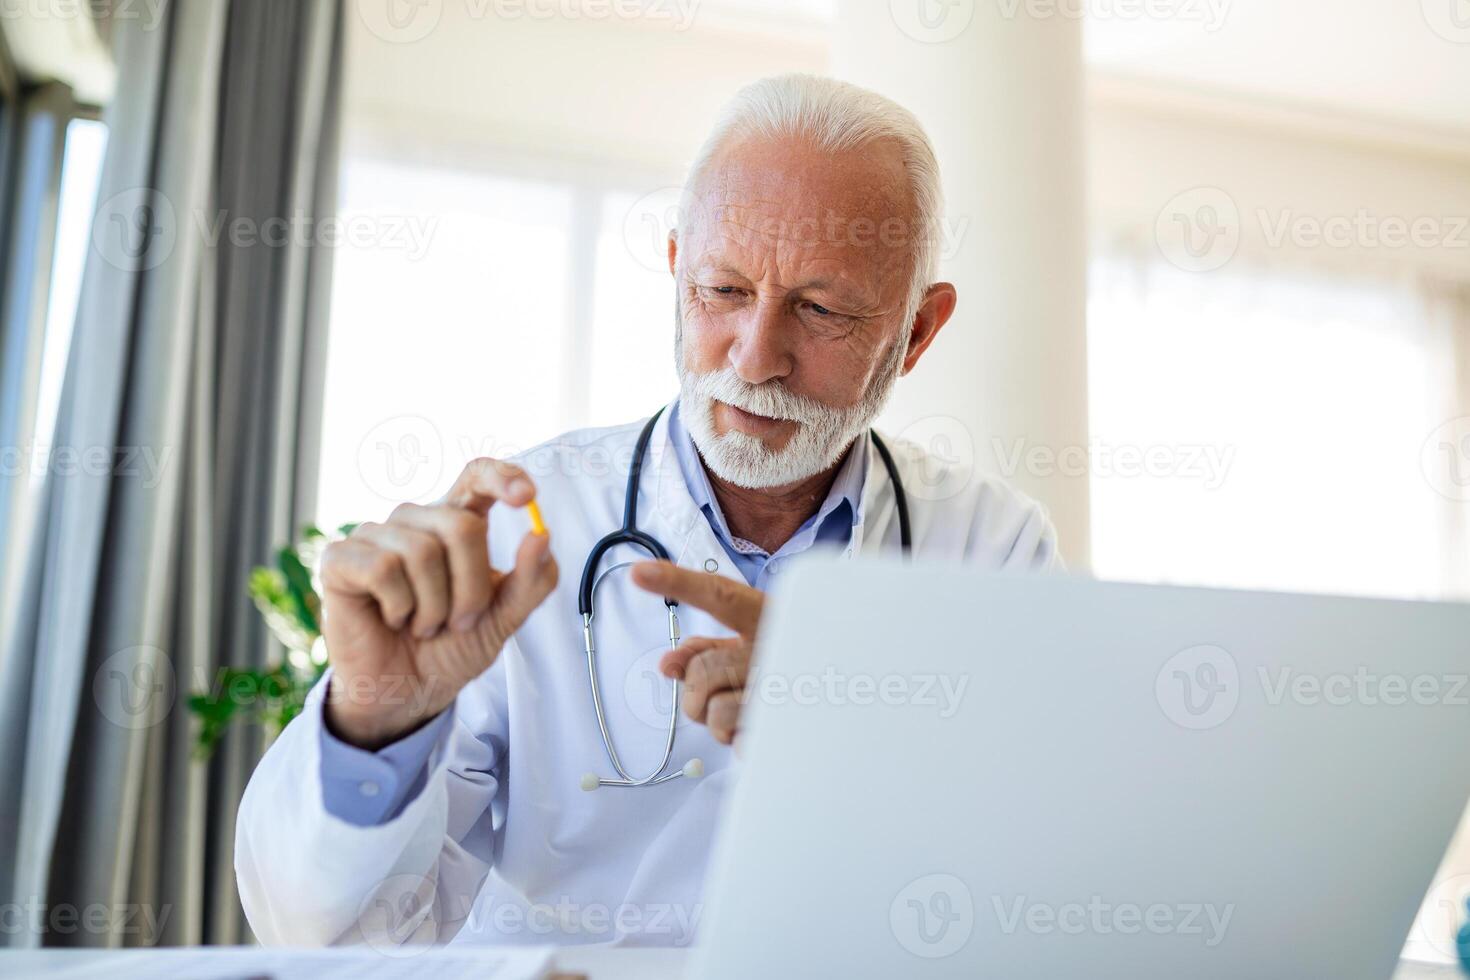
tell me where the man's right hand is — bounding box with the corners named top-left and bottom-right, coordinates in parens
top-left (318, 458), bottom-right (559, 750)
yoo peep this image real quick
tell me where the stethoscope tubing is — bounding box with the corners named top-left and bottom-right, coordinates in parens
top-left (577, 404), bottom-right (911, 790)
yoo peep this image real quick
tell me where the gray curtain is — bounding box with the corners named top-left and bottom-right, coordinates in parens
top-left (0, 82), bottom-right (76, 675)
top-left (0, 0), bottom-right (343, 947)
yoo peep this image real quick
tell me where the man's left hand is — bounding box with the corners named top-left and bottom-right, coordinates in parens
top-left (629, 560), bottom-right (764, 746)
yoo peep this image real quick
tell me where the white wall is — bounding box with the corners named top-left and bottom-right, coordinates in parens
top-left (344, 5), bottom-right (826, 172)
top-left (1088, 79), bottom-right (1470, 284)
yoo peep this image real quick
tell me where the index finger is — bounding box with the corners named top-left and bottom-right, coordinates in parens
top-left (442, 457), bottom-right (536, 514)
top-left (630, 560), bottom-right (762, 636)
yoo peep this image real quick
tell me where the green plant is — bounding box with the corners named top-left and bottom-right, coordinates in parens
top-left (188, 523), bottom-right (356, 758)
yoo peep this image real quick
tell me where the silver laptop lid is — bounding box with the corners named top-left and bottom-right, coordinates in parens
top-left (692, 561), bottom-right (1470, 979)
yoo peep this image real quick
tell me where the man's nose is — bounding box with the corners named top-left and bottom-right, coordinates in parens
top-left (728, 298), bottom-right (793, 385)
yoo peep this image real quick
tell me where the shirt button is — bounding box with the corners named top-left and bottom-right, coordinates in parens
top-left (704, 558), bottom-right (719, 572)
top-left (359, 781), bottom-right (380, 798)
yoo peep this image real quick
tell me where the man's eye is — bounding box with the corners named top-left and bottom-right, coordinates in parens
top-left (808, 302), bottom-right (837, 316)
top-left (713, 286), bottom-right (738, 295)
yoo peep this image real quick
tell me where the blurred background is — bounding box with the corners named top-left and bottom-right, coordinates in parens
top-left (0, 0), bottom-right (1468, 958)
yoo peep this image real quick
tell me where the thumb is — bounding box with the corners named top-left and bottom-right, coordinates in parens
top-left (489, 531), bottom-right (558, 635)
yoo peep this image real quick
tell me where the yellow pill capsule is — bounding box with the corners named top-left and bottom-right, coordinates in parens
top-left (526, 499), bottom-right (547, 536)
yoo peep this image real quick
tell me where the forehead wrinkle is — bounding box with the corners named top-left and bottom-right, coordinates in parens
top-left (708, 214), bottom-right (903, 274)
top-left (712, 207), bottom-right (835, 257)
top-left (713, 194), bottom-right (908, 248)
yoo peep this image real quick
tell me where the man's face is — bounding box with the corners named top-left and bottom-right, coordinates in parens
top-left (671, 136), bottom-right (925, 489)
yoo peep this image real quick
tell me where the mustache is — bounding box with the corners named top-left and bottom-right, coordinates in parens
top-left (683, 368), bottom-right (844, 428)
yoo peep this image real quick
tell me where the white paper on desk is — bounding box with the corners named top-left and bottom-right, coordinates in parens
top-left (28, 945), bottom-right (558, 980)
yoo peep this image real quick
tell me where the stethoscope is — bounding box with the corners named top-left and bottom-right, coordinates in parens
top-left (577, 404), bottom-right (912, 791)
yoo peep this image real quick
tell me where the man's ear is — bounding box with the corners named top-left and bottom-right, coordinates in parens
top-left (901, 282), bottom-right (958, 375)
top-left (667, 230), bottom-right (678, 277)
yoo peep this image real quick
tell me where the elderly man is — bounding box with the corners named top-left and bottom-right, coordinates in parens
top-left (235, 73), bottom-right (1057, 948)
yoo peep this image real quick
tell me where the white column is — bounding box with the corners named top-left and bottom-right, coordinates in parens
top-left (834, 0), bottom-right (1092, 568)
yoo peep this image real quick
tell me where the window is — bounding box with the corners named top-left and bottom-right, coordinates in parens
top-left (1087, 256), bottom-right (1451, 601)
top-left (588, 189), bottom-right (680, 424)
top-left (32, 117), bottom-right (108, 470)
top-left (0, 96), bottom-right (107, 642)
top-left (315, 155), bottom-right (679, 531)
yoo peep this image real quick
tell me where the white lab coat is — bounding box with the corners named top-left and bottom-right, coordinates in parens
top-left (234, 408), bottom-right (1058, 948)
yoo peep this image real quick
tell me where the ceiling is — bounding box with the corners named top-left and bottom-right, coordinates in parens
top-left (1081, 0), bottom-right (1470, 135)
top-left (6, 0), bottom-right (1467, 138)
top-left (698, 0), bottom-right (1470, 136)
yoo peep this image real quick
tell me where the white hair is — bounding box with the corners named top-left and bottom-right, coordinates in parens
top-left (678, 73), bottom-right (945, 321)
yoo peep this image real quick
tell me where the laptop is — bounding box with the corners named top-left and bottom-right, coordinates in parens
top-left (689, 561), bottom-right (1470, 979)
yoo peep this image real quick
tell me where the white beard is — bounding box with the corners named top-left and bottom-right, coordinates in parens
top-left (675, 319), bottom-right (907, 490)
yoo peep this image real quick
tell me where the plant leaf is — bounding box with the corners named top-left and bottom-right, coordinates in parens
top-left (277, 546), bottom-right (320, 636)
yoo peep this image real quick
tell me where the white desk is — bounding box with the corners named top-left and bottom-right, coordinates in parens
top-left (0, 946), bottom-right (683, 979)
top-left (557, 947), bottom-right (686, 978)
top-left (0, 948), bottom-right (1459, 978)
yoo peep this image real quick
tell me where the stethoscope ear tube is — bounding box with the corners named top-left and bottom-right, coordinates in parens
top-left (867, 429), bottom-right (912, 556)
top-left (577, 529), bottom-right (676, 616)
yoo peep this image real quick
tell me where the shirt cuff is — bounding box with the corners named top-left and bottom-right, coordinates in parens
top-left (318, 707), bottom-right (453, 827)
